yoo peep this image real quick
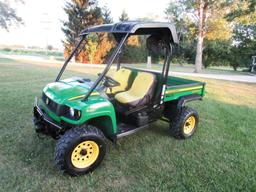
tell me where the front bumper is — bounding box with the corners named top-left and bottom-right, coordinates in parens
top-left (33, 97), bottom-right (63, 139)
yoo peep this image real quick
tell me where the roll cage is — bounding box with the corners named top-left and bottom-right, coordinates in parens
top-left (55, 22), bottom-right (179, 101)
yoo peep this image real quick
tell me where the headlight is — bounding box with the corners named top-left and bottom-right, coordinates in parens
top-left (70, 108), bottom-right (75, 116)
top-left (63, 107), bottom-right (81, 120)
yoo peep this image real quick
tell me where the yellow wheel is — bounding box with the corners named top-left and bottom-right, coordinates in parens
top-left (170, 107), bottom-right (198, 139)
top-left (71, 141), bottom-right (99, 169)
top-left (55, 125), bottom-right (106, 176)
top-left (183, 116), bottom-right (196, 135)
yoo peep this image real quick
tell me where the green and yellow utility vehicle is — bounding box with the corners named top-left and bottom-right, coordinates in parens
top-left (33, 22), bottom-right (205, 176)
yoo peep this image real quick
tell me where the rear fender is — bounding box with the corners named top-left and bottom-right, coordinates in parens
top-left (177, 94), bottom-right (202, 108)
top-left (164, 94), bottom-right (202, 117)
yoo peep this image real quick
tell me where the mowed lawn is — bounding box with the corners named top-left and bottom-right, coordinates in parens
top-left (0, 58), bottom-right (256, 192)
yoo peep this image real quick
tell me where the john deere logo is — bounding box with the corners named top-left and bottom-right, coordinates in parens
top-left (46, 98), bottom-right (50, 105)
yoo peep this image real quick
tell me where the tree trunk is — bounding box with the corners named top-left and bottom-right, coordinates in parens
top-left (195, 35), bottom-right (204, 73)
top-left (195, 0), bottom-right (205, 73)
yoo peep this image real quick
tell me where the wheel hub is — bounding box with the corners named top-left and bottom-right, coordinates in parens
top-left (183, 116), bottom-right (196, 134)
top-left (71, 140), bottom-right (99, 169)
top-left (80, 149), bottom-right (87, 156)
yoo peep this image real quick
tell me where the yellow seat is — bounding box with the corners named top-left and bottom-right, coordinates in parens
top-left (115, 72), bottom-right (156, 107)
top-left (106, 68), bottom-right (132, 94)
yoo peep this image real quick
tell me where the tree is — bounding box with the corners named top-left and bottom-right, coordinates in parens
top-left (102, 5), bottom-right (113, 24)
top-left (0, 0), bottom-right (23, 31)
top-left (203, 40), bottom-right (232, 68)
top-left (85, 34), bottom-right (98, 64)
top-left (93, 33), bottom-right (115, 64)
top-left (226, 0), bottom-right (256, 21)
top-left (224, 1), bottom-right (256, 71)
top-left (165, 2), bottom-right (190, 33)
top-left (119, 10), bottom-right (129, 21)
top-left (230, 24), bottom-right (256, 70)
top-left (165, 0), bottom-right (232, 72)
top-left (62, 0), bottom-right (103, 62)
top-left (165, 1), bottom-right (197, 65)
top-left (121, 36), bottom-right (147, 64)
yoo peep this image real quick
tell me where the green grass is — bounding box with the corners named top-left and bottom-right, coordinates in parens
top-left (0, 59), bottom-right (256, 191)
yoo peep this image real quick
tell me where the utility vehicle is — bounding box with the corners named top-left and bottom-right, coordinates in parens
top-left (33, 22), bottom-right (206, 176)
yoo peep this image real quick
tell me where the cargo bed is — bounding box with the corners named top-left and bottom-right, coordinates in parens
top-left (164, 76), bottom-right (205, 102)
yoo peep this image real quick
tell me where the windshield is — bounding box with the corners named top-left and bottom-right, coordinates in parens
top-left (57, 32), bottom-right (119, 82)
top-left (56, 32), bottom-right (169, 100)
top-left (76, 33), bottom-right (117, 65)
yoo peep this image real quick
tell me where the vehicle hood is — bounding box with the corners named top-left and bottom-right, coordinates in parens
top-left (43, 78), bottom-right (97, 104)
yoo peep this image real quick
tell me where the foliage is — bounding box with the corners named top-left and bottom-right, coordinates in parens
top-left (102, 5), bottom-right (113, 24)
top-left (0, 0), bottom-right (23, 31)
top-left (94, 33), bottom-right (115, 64)
top-left (85, 34), bottom-right (98, 64)
top-left (165, 1), bottom-right (197, 38)
top-left (226, 0), bottom-right (256, 22)
top-left (119, 10), bottom-right (129, 22)
top-left (230, 24), bottom-right (256, 70)
top-left (165, 2), bottom-right (188, 32)
top-left (62, 0), bottom-right (103, 62)
top-left (203, 40), bottom-right (232, 68)
top-left (165, 0), bottom-right (256, 71)
top-left (117, 11), bottom-right (148, 64)
top-left (165, 0), bottom-right (233, 72)
top-left (121, 36), bottom-right (147, 64)
top-left (62, 1), bottom-right (117, 64)
top-left (175, 40), bottom-right (196, 64)
top-left (225, 1), bottom-right (256, 70)
top-left (206, 18), bottom-right (232, 41)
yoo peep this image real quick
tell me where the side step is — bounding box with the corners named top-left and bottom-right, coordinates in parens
top-left (116, 123), bottom-right (149, 139)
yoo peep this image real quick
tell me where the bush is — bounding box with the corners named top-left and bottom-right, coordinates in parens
top-left (2, 48), bottom-right (11, 52)
top-left (203, 40), bottom-right (232, 68)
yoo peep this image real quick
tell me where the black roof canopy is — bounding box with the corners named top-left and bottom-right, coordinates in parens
top-left (80, 22), bottom-right (179, 44)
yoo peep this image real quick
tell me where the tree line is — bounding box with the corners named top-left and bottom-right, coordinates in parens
top-left (62, 0), bottom-right (256, 72)
top-left (1, 0), bottom-right (255, 72)
top-left (61, 0), bottom-right (145, 64)
top-left (165, 0), bottom-right (256, 72)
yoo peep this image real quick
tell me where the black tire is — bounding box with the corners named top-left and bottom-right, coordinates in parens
top-left (169, 107), bottom-right (199, 139)
top-left (55, 125), bottom-right (106, 176)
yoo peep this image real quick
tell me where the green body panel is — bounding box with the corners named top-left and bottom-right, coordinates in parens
top-left (164, 76), bottom-right (205, 102)
top-left (41, 78), bottom-right (117, 135)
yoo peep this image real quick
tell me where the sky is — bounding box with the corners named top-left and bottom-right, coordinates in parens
top-left (0, 0), bottom-right (170, 49)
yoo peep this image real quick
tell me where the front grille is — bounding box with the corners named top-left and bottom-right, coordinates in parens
top-left (42, 92), bottom-right (47, 103)
top-left (42, 92), bottom-right (59, 114)
top-left (41, 92), bottom-right (80, 120)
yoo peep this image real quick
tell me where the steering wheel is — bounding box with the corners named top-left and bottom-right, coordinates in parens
top-left (98, 73), bottom-right (120, 88)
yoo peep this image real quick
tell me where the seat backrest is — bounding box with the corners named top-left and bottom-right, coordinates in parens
top-left (107, 68), bottom-right (132, 94)
top-left (129, 72), bottom-right (156, 99)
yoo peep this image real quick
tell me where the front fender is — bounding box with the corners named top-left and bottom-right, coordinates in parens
top-left (61, 98), bottom-right (117, 135)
